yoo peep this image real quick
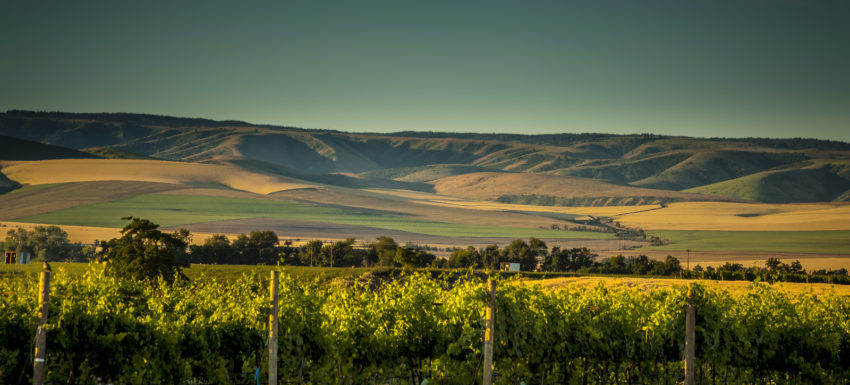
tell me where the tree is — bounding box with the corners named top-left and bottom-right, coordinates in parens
top-left (789, 260), bottom-right (804, 274)
top-left (663, 255), bottom-right (682, 275)
top-left (300, 240), bottom-right (323, 267)
top-left (765, 257), bottom-right (783, 271)
top-left (480, 245), bottom-right (501, 269)
top-left (100, 217), bottom-right (188, 283)
top-left (502, 239), bottom-right (538, 271)
top-left (372, 236), bottom-right (399, 267)
top-left (318, 238), bottom-right (357, 267)
top-left (542, 247), bottom-right (568, 272)
top-left (189, 234), bottom-right (234, 264)
top-left (394, 246), bottom-right (420, 269)
top-left (393, 245), bottom-right (435, 269)
top-left (1, 225), bottom-right (89, 262)
top-left (449, 246), bottom-right (481, 268)
top-left (232, 230), bottom-right (279, 264)
top-left (569, 248), bottom-right (596, 271)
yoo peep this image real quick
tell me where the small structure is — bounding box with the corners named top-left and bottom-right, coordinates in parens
top-left (500, 262), bottom-right (520, 272)
top-left (4, 251), bottom-right (31, 264)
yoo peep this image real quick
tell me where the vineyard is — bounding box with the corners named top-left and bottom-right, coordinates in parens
top-left (2, 265), bottom-right (850, 385)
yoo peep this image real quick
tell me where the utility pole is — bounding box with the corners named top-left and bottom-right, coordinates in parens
top-left (33, 269), bottom-right (50, 385)
top-left (269, 271), bottom-right (279, 385)
top-left (686, 249), bottom-right (690, 271)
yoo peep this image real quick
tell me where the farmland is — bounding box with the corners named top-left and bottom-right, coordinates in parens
top-left (1, 112), bottom-right (849, 270)
top-left (13, 193), bottom-right (614, 240)
top-left (2, 265), bottom-right (849, 384)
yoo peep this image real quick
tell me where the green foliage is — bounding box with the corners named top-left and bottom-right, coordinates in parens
top-left (99, 217), bottom-right (188, 283)
top-left (232, 230), bottom-right (279, 264)
top-left (393, 246), bottom-right (420, 268)
top-left (188, 234), bottom-right (235, 264)
top-left (299, 240), bottom-right (323, 267)
top-left (2, 268), bottom-right (850, 384)
top-left (372, 236), bottom-right (399, 267)
top-left (0, 225), bottom-right (91, 262)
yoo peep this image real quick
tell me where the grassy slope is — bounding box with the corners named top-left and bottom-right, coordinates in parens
top-left (643, 230), bottom-right (850, 255)
top-left (432, 172), bottom-right (723, 204)
top-left (15, 193), bottom-right (615, 239)
top-left (0, 135), bottom-right (100, 161)
top-left (685, 167), bottom-right (850, 203)
top-left (612, 201), bottom-right (850, 231)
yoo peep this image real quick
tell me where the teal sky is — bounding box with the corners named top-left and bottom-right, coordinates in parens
top-left (1, 0), bottom-right (848, 140)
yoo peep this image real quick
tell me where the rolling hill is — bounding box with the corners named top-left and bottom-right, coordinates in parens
top-left (2, 110), bottom-right (850, 204)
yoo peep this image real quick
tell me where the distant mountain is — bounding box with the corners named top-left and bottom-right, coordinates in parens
top-left (3, 110), bottom-right (850, 204)
top-left (0, 135), bottom-right (100, 161)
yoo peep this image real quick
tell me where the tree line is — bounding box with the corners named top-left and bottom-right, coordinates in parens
top-left (4, 219), bottom-right (848, 284)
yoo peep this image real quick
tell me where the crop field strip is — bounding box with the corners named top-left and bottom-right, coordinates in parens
top-left (642, 230), bottom-right (850, 255)
top-left (14, 193), bottom-right (615, 240)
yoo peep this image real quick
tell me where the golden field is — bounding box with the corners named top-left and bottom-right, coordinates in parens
top-left (367, 189), bottom-right (850, 232)
top-left (613, 201), bottom-right (850, 231)
top-left (532, 276), bottom-right (850, 296)
top-left (0, 159), bottom-right (314, 195)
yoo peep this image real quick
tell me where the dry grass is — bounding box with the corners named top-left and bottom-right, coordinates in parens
top-left (0, 180), bottom-right (183, 220)
top-left (0, 159), bottom-right (315, 195)
top-left (274, 187), bottom-right (584, 230)
top-left (431, 172), bottom-right (716, 201)
top-left (364, 188), bottom-right (661, 217)
top-left (0, 221), bottom-right (122, 244)
top-left (531, 276), bottom-right (850, 296)
top-left (614, 201), bottom-right (850, 231)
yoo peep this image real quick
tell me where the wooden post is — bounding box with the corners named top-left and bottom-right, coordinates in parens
top-left (269, 271), bottom-right (279, 385)
top-left (684, 285), bottom-right (696, 385)
top-left (33, 270), bottom-right (50, 385)
top-left (482, 278), bottom-right (496, 385)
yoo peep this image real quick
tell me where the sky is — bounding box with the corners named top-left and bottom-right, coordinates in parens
top-left (1, 0), bottom-right (848, 141)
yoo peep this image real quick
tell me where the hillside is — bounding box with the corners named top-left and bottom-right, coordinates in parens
top-left (685, 164), bottom-right (850, 203)
top-left (432, 172), bottom-right (723, 206)
top-left (0, 135), bottom-right (100, 161)
top-left (3, 110), bottom-right (850, 204)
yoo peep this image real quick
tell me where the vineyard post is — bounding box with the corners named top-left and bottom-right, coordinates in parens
top-left (33, 269), bottom-right (50, 385)
top-left (482, 277), bottom-right (496, 385)
top-left (269, 271), bottom-right (279, 385)
top-left (684, 284), bottom-right (696, 385)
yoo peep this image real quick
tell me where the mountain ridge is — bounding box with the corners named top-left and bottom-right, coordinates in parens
top-left (3, 110), bottom-right (849, 204)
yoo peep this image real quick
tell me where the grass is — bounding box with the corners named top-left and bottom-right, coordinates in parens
top-left (15, 193), bottom-right (615, 240)
top-left (643, 230), bottom-right (850, 255)
top-left (5, 183), bottom-right (65, 195)
top-left (614, 201), bottom-right (850, 231)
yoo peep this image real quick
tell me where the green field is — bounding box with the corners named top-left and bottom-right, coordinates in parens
top-left (644, 230), bottom-right (850, 254)
top-left (15, 193), bottom-right (614, 240)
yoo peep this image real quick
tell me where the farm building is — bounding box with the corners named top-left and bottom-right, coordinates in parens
top-left (4, 251), bottom-right (31, 264)
top-left (500, 262), bottom-right (520, 272)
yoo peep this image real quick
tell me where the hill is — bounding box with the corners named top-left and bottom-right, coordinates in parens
top-left (685, 164), bottom-right (850, 203)
top-left (432, 172), bottom-right (723, 206)
top-left (3, 110), bottom-right (850, 204)
top-left (0, 135), bottom-right (100, 161)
